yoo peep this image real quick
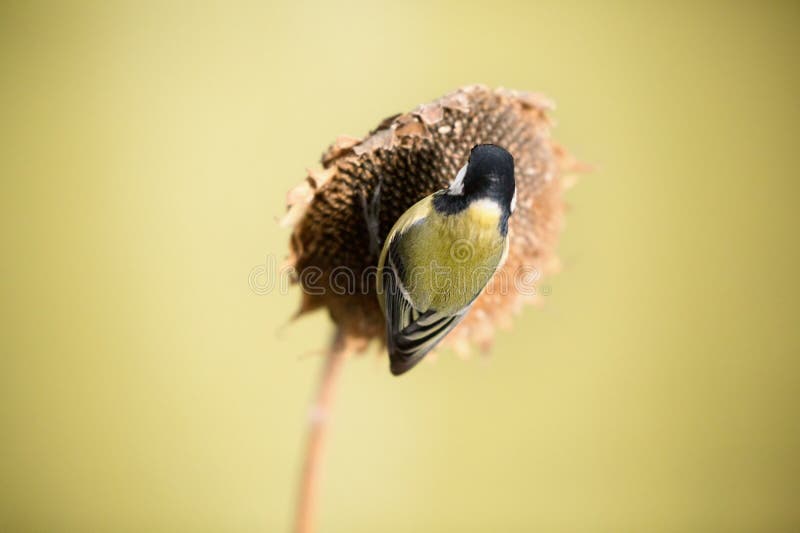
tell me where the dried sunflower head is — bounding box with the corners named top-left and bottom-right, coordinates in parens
top-left (283, 85), bottom-right (577, 357)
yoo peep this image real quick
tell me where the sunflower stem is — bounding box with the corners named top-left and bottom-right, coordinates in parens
top-left (293, 334), bottom-right (349, 533)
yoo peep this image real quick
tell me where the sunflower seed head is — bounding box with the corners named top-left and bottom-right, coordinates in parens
top-left (285, 85), bottom-right (579, 353)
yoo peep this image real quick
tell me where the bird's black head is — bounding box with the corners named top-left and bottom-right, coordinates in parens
top-left (433, 144), bottom-right (517, 234)
top-left (435, 144), bottom-right (516, 209)
top-left (461, 144), bottom-right (515, 208)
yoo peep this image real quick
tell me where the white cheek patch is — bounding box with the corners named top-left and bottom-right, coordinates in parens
top-left (447, 164), bottom-right (467, 195)
top-left (510, 188), bottom-right (517, 213)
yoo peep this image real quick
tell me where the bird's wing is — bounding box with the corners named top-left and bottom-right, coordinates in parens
top-left (381, 234), bottom-right (469, 375)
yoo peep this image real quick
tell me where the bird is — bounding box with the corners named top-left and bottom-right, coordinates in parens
top-left (377, 144), bottom-right (516, 375)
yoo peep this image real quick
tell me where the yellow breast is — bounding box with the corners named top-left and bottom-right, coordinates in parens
top-left (466, 198), bottom-right (503, 229)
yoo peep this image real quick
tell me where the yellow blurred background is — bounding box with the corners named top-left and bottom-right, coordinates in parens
top-left (2, 1), bottom-right (799, 531)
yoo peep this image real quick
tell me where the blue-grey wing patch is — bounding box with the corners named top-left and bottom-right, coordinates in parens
top-left (382, 238), bottom-right (467, 376)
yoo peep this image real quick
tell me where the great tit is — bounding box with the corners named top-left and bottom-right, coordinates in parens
top-left (377, 144), bottom-right (516, 375)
